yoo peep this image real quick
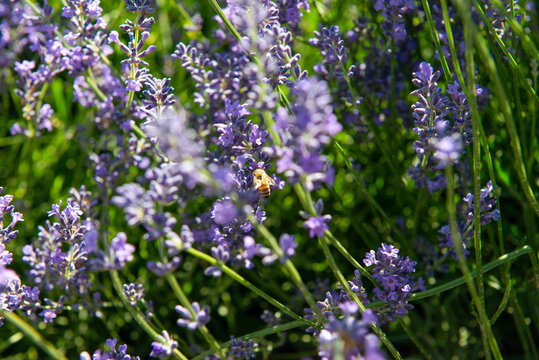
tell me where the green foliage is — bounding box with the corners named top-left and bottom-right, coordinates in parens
top-left (0, 0), bottom-right (538, 359)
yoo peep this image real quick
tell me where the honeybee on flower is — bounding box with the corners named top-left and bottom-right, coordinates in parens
top-left (252, 168), bottom-right (275, 198)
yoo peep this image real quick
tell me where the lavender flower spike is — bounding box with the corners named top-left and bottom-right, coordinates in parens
top-left (304, 215), bottom-right (331, 238)
top-left (317, 309), bottom-right (385, 360)
top-left (230, 336), bottom-right (258, 359)
top-left (175, 302), bottom-right (211, 330)
top-left (150, 330), bottom-right (178, 359)
top-left (363, 243), bottom-right (424, 323)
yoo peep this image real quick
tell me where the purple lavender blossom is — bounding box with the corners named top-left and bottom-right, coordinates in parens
top-left (123, 282), bottom-right (145, 306)
top-left (110, 232), bottom-right (135, 269)
top-left (150, 330), bottom-right (178, 359)
top-left (172, 42), bottom-right (252, 110)
top-left (40, 309), bottom-right (57, 324)
top-left (142, 109), bottom-right (234, 193)
top-left (212, 198), bottom-right (240, 225)
top-left (230, 336), bottom-right (258, 359)
top-left (317, 310), bottom-right (385, 360)
top-left (260, 309), bottom-right (281, 327)
top-left (164, 225), bottom-right (194, 255)
top-left (108, 0), bottom-right (155, 92)
top-left (142, 76), bottom-right (176, 112)
top-left (374, 0), bottom-right (415, 43)
top-left (363, 243), bottom-right (424, 323)
top-left (309, 25), bottom-right (349, 94)
top-left (204, 245), bottom-right (231, 277)
top-left (439, 181), bottom-right (500, 259)
top-left (175, 302), bottom-right (211, 330)
top-left (220, 0), bottom-right (308, 87)
top-left (304, 215), bottom-right (331, 238)
top-left (10, 0), bottom-right (114, 137)
top-left (0, 279), bottom-right (40, 317)
top-left (276, 0), bottom-right (310, 31)
top-left (410, 62), bottom-right (449, 156)
top-left (463, 181), bottom-right (501, 225)
top-left (124, 0), bottom-right (155, 15)
top-left (147, 256), bottom-right (182, 276)
top-left (346, 270), bottom-right (369, 304)
top-left (279, 233), bottom-right (297, 262)
top-left (408, 62), bottom-right (478, 192)
top-left (0, 187), bottom-right (24, 247)
top-left (304, 271), bottom-right (370, 333)
top-left (238, 236), bottom-right (276, 268)
top-left (0, 188), bottom-right (44, 325)
top-left (23, 196), bottom-right (91, 297)
top-left (432, 133), bottom-right (464, 167)
top-left (0, 265), bottom-right (19, 288)
top-left (80, 338), bottom-right (140, 360)
top-left (272, 77), bottom-right (341, 190)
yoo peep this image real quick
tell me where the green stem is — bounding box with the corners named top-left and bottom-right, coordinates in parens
top-left (510, 293), bottom-right (539, 359)
top-left (125, 13), bottom-right (141, 112)
top-left (453, 0), bottom-right (539, 218)
top-left (489, 0), bottom-right (539, 61)
top-left (398, 318), bottom-right (432, 360)
top-left (110, 271), bottom-right (189, 360)
top-left (472, 0), bottom-right (538, 102)
top-left (1, 311), bottom-right (69, 360)
top-left (192, 320), bottom-right (305, 360)
top-left (186, 248), bottom-right (317, 328)
top-left (166, 273), bottom-right (225, 358)
top-left (408, 245), bottom-right (532, 301)
top-left (206, 0), bottom-right (242, 43)
top-left (324, 231), bottom-right (378, 286)
top-left (155, 217), bottom-right (224, 358)
top-left (247, 214), bottom-right (323, 319)
top-left (86, 69), bottom-right (107, 102)
top-left (459, 0), bottom-right (486, 334)
top-left (445, 165), bottom-right (502, 359)
top-left (490, 279), bottom-right (511, 324)
top-left (421, 0), bottom-right (452, 81)
top-left (333, 140), bottom-right (404, 242)
top-left (479, 123), bottom-right (504, 255)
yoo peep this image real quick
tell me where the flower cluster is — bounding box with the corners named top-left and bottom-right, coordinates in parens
top-left (272, 77), bottom-right (342, 190)
top-left (123, 282), bottom-right (145, 306)
top-left (304, 270), bottom-right (368, 328)
top-left (230, 336), bottom-right (258, 359)
top-left (1, 0), bottom-right (529, 357)
top-left (150, 330), bottom-right (178, 359)
top-left (309, 25), bottom-right (350, 98)
top-left (22, 197), bottom-right (90, 295)
top-left (11, 0), bottom-right (114, 136)
top-left (175, 301), bottom-right (211, 330)
top-left (439, 181), bottom-right (501, 258)
top-left (0, 187), bottom-right (34, 325)
top-left (304, 215), bottom-right (331, 238)
top-left (80, 338), bottom-right (140, 360)
top-left (223, 0), bottom-right (308, 88)
top-left (318, 307), bottom-right (385, 360)
top-left (108, 0), bottom-right (156, 92)
top-left (363, 243), bottom-right (424, 324)
top-left (171, 41), bottom-right (251, 111)
top-left (275, 0), bottom-right (310, 31)
top-left (408, 62), bottom-right (485, 193)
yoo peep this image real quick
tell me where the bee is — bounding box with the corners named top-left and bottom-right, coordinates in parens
top-left (252, 168), bottom-right (276, 198)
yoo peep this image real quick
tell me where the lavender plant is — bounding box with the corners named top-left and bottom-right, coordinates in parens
top-left (0, 0), bottom-right (537, 359)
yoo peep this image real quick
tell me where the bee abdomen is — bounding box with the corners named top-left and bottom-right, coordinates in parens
top-left (259, 186), bottom-right (271, 198)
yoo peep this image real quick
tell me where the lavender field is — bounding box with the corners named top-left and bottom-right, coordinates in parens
top-left (0, 0), bottom-right (538, 359)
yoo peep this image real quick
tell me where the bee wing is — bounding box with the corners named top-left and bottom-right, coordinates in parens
top-left (266, 175), bottom-right (276, 186)
top-left (252, 177), bottom-right (262, 189)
